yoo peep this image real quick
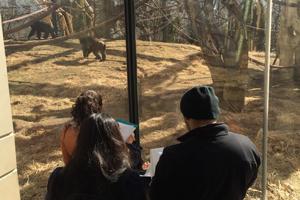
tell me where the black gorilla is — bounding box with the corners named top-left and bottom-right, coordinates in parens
top-left (28, 21), bottom-right (56, 40)
top-left (79, 36), bottom-right (106, 61)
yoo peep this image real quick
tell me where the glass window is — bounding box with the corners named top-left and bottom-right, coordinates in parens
top-left (135, 0), bottom-right (298, 199)
top-left (3, 1), bottom-right (128, 199)
top-left (267, 1), bottom-right (300, 199)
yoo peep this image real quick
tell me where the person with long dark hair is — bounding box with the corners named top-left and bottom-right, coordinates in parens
top-left (46, 113), bottom-right (146, 200)
top-left (61, 90), bottom-right (144, 171)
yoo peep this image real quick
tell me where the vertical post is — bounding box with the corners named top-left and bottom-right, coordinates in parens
top-left (79, 0), bottom-right (87, 28)
top-left (124, 0), bottom-right (140, 144)
top-left (93, 0), bottom-right (96, 28)
top-left (262, 0), bottom-right (272, 199)
top-left (51, 0), bottom-right (58, 36)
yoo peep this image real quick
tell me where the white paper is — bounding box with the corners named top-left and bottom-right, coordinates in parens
top-left (145, 147), bottom-right (164, 177)
top-left (118, 121), bottom-right (136, 141)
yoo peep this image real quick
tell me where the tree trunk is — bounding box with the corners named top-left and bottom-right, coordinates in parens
top-left (94, 0), bottom-right (115, 38)
top-left (80, 0), bottom-right (87, 28)
top-left (8, 0), bottom-right (17, 7)
top-left (162, 0), bottom-right (169, 42)
top-left (184, 0), bottom-right (202, 44)
top-left (62, 10), bottom-right (74, 34)
top-left (278, 0), bottom-right (300, 82)
top-left (222, 0), bottom-right (251, 112)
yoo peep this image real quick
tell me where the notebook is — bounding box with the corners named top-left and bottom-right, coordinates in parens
top-left (116, 119), bottom-right (137, 141)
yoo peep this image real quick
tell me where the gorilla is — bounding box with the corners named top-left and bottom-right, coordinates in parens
top-left (28, 21), bottom-right (56, 40)
top-left (79, 36), bottom-right (106, 61)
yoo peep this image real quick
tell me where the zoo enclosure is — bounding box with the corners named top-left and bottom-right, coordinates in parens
top-left (1, 0), bottom-right (300, 200)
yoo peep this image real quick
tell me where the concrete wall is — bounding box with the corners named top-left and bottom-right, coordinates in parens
top-left (0, 15), bottom-right (20, 200)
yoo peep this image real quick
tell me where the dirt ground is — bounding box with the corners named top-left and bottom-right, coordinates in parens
top-left (5, 39), bottom-right (300, 199)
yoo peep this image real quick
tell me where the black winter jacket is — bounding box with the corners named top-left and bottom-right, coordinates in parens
top-left (46, 167), bottom-right (146, 200)
top-left (150, 123), bottom-right (261, 200)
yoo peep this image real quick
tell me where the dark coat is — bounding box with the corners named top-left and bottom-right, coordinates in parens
top-left (127, 142), bottom-right (144, 171)
top-left (150, 123), bottom-right (261, 200)
top-left (46, 167), bottom-right (146, 200)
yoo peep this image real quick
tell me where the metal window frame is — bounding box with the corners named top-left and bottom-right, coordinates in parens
top-left (124, 0), bottom-right (140, 145)
top-left (263, 0), bottom-right (273, 199)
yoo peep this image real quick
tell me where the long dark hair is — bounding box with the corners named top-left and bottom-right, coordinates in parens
top-left (71, 90), bottom-right (103, 127)
top-left (68, 113), bottom-right (130, 182)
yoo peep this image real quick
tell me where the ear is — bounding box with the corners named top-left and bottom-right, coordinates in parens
top-left (183, 116), bottom-right (191, 125)
top-left (183, 117), bottom-right (191, 130)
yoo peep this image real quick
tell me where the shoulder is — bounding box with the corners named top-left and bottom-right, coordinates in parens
top-left (228, 132), bottom-right (261, 164)
top-left (61, 121), bottom-right (78, 139)
top-left (161, 143), bottom-right (187, 159)
top-left (164, 142), bottom-right (182, 153)
top-left (46, 167), bottom-right (65, 200)
top-left (48, 167), bottom-right (64, 186)
top-left (65, 125), bottom-right (78, 136)
top-left (229, 132), bottom-right (257, 149)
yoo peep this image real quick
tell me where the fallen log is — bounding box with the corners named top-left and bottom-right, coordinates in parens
top-left (5, 12), bottom-right (124, 49)
top-left (2, 7), bottom-right (48, 25)
top-left (4, 0), bottom-right (149, 48)
top-left (3, 5), bottom-right (59, 36)
top-left (249, 56), bottom-right (296, 69)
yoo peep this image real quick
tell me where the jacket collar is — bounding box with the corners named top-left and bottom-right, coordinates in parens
top-left (177, 123), bottom-right (229, 142)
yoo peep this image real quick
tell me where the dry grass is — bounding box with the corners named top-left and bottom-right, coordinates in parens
top-left (5, 39), bottom-right (300, 199)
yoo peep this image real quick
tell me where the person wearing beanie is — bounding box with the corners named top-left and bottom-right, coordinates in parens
top-left (150, 86), bottom-right (261, 200)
